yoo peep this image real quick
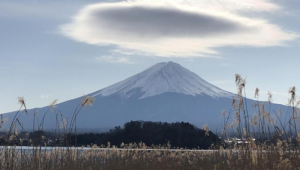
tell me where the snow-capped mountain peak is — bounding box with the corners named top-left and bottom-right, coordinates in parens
top-left (92, 61), bottom-right (233, 99)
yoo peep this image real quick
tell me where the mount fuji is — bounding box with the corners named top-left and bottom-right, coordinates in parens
top-left (91, 61), bottom-right (233, 99)
top-left (2, 62), bottom-right (287, 132)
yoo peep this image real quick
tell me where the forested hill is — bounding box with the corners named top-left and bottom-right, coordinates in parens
top-left (76, 121), bottom-right (221, 149)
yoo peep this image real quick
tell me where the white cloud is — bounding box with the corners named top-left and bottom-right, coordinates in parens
top-left (257, 90), bottom-right (291, 105)
top-left (61, 0), bottom-right (298, 57)
top-left (40, 94), bottom-right (51, 99)
top-left (186, 59), bottom-right (194, 62)
top-left (110, 49), bottom-right (146, 56)
top-left (96, 56), bottom-right (135, 64)
top-left (130, 0), bottom-right (280, 12)
top-left (220, 63), bottom-right (232, 67)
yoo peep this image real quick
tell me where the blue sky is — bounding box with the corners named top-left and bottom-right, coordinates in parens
top-left (1, 0), bottom-right (300, 113)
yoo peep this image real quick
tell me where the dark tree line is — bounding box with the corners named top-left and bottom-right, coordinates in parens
top-left (75, 121), bottom-right (221, 149)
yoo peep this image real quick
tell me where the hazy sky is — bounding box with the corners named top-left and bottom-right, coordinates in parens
top-left (1, 0), bottom-right (300, 113)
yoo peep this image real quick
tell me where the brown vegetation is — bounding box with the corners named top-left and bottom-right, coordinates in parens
top-left (0, 74), bottom-right (300, 170)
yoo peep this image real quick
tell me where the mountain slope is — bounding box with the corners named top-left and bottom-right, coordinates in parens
top-left (2, 62), bottom-right (289, 132)
top-left (91, 61), bottom-right (233, 99)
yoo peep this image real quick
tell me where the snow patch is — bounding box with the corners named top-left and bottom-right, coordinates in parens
top-left (92, 61), bottom-right (233, 99)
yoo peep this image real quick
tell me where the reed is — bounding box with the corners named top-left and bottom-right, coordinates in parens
top-left (0, 75), bottom-right (299, 170)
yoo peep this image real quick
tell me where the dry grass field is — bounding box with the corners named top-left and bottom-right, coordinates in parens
top-left (1, 74), bottom-right (300, 170)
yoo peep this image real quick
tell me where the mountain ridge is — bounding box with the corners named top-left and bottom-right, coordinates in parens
top-left (2, 61), bottom-right (289, 132)
top-left (91, 61), bottom-right (234, 99)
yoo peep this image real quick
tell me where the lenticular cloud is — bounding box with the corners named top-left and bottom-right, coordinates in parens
top-left (61, 1), bottom-right (297, 57)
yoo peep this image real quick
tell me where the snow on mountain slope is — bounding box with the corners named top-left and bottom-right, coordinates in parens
top-left (92, 61), bottom-right (233, 99)
top-left (2, 61), bottom-right (291, 132)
